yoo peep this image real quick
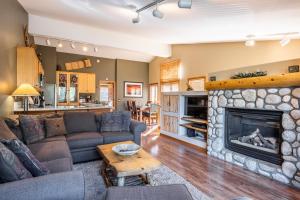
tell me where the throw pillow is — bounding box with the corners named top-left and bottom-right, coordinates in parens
top-left (0, 142), bottom-right (32, 183)
top-left (0, 119), bottom-right (17, 140)
top-left (121, 111), bottom-right (131, 132)
top-left (19, 115), bottom-right (46, 144)
top-left (4, 117), bottom-right (23, 141)
top-left (44, 118), bottom-right (67, 138)
top-left (101, 112), bottom-right (123, 132)
top-left (1, 139), bottom-right (49, 177)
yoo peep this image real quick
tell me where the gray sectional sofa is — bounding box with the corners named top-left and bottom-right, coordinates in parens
top-left (0, 111), bottom-right (146, 200)
top-left (0, 111), bottom-right (193, 200)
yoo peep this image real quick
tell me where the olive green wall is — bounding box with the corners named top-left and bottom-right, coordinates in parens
top-left (116, 59), bottom-right (149, 111)
top-left (36, 45), bottom-right (57, 84)
top-left (0, 0), bottom-right (28, 116)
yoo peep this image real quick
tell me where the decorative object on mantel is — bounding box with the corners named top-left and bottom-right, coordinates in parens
top-left (209, 76), bottom-right (216, 81)
top-left (230, 71), bottom-right (267, 79)
top-left (186, 82), bottom-right (193, 91)
top-left (288, 65), bottom-right (299, 73)
top-left (205, 72), bottom-right (300, 90)
top-left (65, 59), bottom-right (92, 70)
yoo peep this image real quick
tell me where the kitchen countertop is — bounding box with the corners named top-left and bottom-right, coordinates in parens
top-left (14, 105), bottom-right (113, 112)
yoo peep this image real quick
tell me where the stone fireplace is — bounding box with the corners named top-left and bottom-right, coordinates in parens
top-left (207, 88), bottom-right (300, 188)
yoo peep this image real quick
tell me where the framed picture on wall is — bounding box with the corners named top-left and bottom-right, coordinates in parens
top-left (124, 81), bottom-right (143, 98)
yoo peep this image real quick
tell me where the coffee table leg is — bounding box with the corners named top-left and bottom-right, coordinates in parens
top-left (117, 177), bottom-right (125, 186)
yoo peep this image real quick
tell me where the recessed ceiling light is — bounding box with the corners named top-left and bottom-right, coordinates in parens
top-left (245, 35), bottom-right (256, 47)
top-left (178, 0), bottom-right (192, 9)
top-left (82, 46), bottom-right (88, 52)
top-left (57, 42), bottom-right (63, 48)
top-left (280, 37), bottom-right (290, 46)
top-left (70, 43), bottom-right (76, 49)
top-left (46, 39), bottom-right (51, 46)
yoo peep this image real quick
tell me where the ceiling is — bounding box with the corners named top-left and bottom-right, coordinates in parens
top-left (18, 0), bottom-right (300, 62)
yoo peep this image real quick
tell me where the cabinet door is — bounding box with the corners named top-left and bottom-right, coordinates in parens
top-left (162, 95), bottom-right (170, 112)
top-left (87, 74), bottom-right (96, 93)
top-left (161, 115), bottom-right (170, 132)
top-left (57, 72), bottom-right (68, 105)
top-left (169, 96), bottom-right (179, 113)
top-left (78, 73), bottom-right (88, 93)
top-left (170, 116), bottom-right (178, 133)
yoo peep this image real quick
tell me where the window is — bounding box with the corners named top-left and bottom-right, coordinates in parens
top-left (188, 76), bottom-right (206, 91)
top-left (160, 59), bottom-right (180, 92)
top-left (161, 81), bottom-right (179, 92)
top-left (99, 81), bottom-right (115, 107)
top-left (149, 83), bottom-right (158, 103)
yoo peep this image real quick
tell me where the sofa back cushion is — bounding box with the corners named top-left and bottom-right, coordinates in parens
top-left (100, 111), bottom-right (131, 132)
top-left (19, 115), bottom-right (46, 144)
top-left (64, 112), bottom-right (98, 134)
top-left (45, 118), bottom-right (67, 138)
top-left (0, 119), bottom-right (17, 140)
top-left (0, 142), bottom-right (32, 183)
top-left (4, 117), bottom-right (23, 141)
top-left (2, 139), bottom-right (50, 177)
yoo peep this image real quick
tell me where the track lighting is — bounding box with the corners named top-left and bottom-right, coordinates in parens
top-left (132, 12), bottom-right (140, 24)
top-left (280, 37), bottom-right (290, 46)
top-left (70, 43), bottom-right (76, 49)
top-left (57, 42), bottom-right (63, 48)
top-left (94, 47), bottom-right (98, 53)
top-left (153, 2), bottom-right (164, 19)
top-left (178, 0), bottom-right (192, 9)
top-left (46, 39), bottom-right (51, 46)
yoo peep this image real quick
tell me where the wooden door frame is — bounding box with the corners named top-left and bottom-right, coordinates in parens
top-left (99, 80), bottom-right (116, 109)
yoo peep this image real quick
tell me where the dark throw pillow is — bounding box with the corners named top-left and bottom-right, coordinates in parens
top-left (1, 139), bottom-right (49, 177)
top-left (101, 112), bottom-right (122, 132)
top-left (45, 118), bottom-right (67, 138)
top-left (121, 111), bottom-right (131, 132)
top-left (0, 142), bottom-right (32, 183)
top-left (0, 119), bottom-right (17, 140)
top-left (19, 115), bottom-right (46, 144)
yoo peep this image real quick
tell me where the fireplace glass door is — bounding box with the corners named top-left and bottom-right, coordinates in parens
top-left (225, 108), bottom-right (283, 165)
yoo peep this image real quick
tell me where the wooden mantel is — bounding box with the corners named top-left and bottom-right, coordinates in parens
top-left (205, 72), bottom-right (300, 90)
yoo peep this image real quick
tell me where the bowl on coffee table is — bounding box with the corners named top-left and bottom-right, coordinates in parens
top-left (112, 143), bottom-right (141, 156)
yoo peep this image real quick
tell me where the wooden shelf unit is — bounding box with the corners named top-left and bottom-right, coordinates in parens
top-left (181, 117), bottom-right (208, 125)
top-left (180, 123), bottom-right (207, 133)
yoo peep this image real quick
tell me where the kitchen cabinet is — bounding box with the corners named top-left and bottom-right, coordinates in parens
top-left (17, 47), bottom-right (44, 87)
top-left (78, 73), bottom-right (96, 93)
top-left (56, 71), bottom-right (79, 106)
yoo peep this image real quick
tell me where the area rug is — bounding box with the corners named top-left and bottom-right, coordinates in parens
top-left (74, 160), bottom-right (211, 200)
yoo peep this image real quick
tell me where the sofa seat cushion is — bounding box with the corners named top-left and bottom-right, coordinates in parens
top-left (100, 132), bottom-right (134, 144)
top-left (105, 184), bottom-right (193, 200)
top-left (28, 140), bottom-right (71, 163)
top-left (66, 132), bottom-right (103, 150)
top-left (42, 158), bottom-right (72, 173)
top-left (64, 112), bottom-right (98, 134)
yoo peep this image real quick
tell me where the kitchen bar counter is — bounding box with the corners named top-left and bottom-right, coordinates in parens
top-left (14, 105), bottom-right (113, 115)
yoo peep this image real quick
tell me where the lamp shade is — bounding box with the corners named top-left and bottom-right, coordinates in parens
top-left (12, 83), bottom-right (40, 96)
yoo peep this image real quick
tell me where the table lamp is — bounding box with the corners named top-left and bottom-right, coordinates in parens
top-left (12, 83), bottom-right (40, 111)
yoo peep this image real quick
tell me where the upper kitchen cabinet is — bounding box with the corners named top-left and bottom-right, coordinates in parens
top-left (78, 73), bottom-right (96, 94)
top-left (56, 71), bottom-right (79, 106)
top-left (17, 47), bottom-right (44, 87)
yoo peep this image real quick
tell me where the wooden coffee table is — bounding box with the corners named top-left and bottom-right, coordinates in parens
top-left (97, 141), bottom-right (161, 187)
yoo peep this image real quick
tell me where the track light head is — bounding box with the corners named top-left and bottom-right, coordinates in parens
top-left (153, 7), bottom-right (164, 19)
top-left (280, 37), bottom-right (290, 46)
top-left (245, 35), bottom-right (256, 47)
top-left (46, 39), bottom-right (51, 46)
top-left (94, 47), bottom-right (98, 52)
top-left (132, 13), bottom-right (140, 24)
top-left (70, 43), bottom-right (76, 49)
top-left (178, 0), bottom-right (192, 9)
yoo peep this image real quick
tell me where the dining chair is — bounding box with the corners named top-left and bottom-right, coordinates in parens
top-left (142, 103), bottom-right (160, 125)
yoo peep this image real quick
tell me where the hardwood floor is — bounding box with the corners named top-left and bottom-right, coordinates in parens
top-left (141, 129), bottom-right (300, 200)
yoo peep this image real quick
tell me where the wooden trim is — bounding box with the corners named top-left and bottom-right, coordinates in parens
top-left (187, 76), bottom-right (207, 82)
top-left (205, 72), bottom-right (300, 90)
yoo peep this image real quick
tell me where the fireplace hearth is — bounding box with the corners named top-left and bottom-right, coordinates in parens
top-left (225, 108), bottom-right (283, 165)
